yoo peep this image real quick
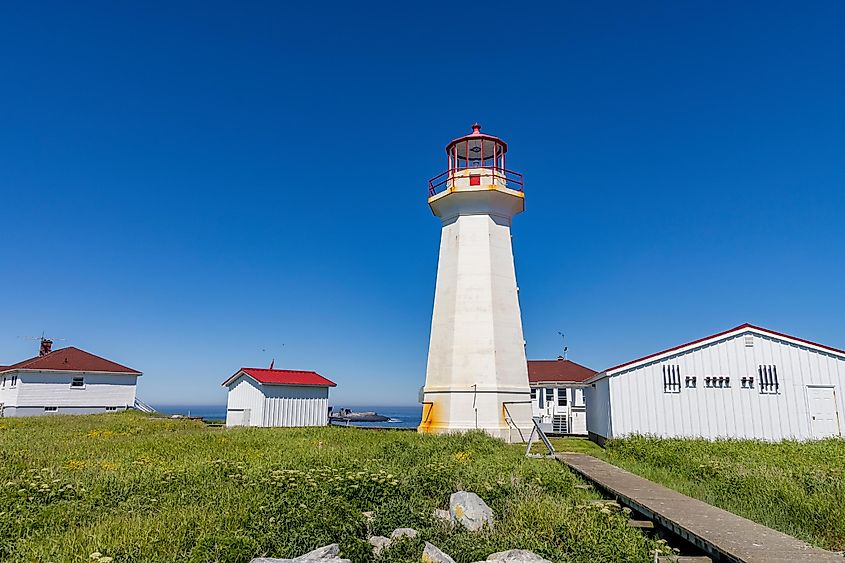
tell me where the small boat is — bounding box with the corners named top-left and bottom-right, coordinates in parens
top-left (330, 408), bottom-right (390, 423)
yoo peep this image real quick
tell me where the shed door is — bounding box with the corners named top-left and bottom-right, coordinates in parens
top-left (227, 408), bottom-right (251, 427)
top-left (807, 387), bottom-right (839, 438)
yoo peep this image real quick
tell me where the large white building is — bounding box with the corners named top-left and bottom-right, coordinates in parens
top-left (529, 359), bottom-right (596, 435)
top-left (419, 124), bottom-right (533, 442)
top-left (223, 367), bottom-right (336, 427)
top-left (0, 341), bottom-right (141, 417)
top-left (585, 324), bottom-right (845, 443)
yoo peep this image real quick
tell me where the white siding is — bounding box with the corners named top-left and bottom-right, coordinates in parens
top-left (225, 376), bottom-right (266, 427)
top-left (262, 385), bottom-right (328, 427)
top-left (530, 384), bottom-right (588, 435)
top-left (11, 371), bottom-right (137, 410)
top-left (585, 377), bottom-right (612, 440)
top-left (225, 375), bottom-right (330, 428)
top-left (0, 374), bottom-right (22, 412)
top-left (603, 331), bottom-right (845, 441)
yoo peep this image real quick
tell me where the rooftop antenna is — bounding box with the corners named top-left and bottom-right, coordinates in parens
top-left (18, 332), bottom-right (66, 356)
top-left (557, 331), bottom-right (568, 360)
top-left (262, 343), bottom-right (284, 369)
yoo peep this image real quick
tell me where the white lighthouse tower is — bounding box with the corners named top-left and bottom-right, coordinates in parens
top-left (419, 124), bottom-right (533, 442)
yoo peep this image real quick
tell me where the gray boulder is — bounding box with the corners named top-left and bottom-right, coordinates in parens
top-left (484, 549), bottom-right (552, 562)
top-left (390, 527), bottom-right (418, 540)
top-left (368, 535), bottom-right (391, 556)
top-left (422, 542), bottom-right (456, 563)
top-left (449, 491), bottom-right (494, 531)
top-left (250, 543), bottom-right (351, 563)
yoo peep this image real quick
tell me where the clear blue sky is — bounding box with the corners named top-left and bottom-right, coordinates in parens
top-left (2, 2), bottom-right (843, 407)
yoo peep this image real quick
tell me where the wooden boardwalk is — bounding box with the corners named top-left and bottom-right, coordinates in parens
top-left (557, 453), bottom-right (843, 563)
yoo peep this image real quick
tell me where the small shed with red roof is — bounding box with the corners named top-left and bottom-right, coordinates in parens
top-left (527, 358), bottom-right (597, 435)
top-left (222, 367), bottom-right (337, 427)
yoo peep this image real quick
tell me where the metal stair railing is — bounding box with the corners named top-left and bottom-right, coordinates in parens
top-left (525, 417), bottom-right (556, 457)
top-left (133, 398), bottom-right (157, 414)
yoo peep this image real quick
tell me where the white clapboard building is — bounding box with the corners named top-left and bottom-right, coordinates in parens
top-left (585, 324), bottom-right (845, 443)
top-left (223, 367), bottom-right (336, 427)
top-left (0, 341), bottom-right (141, 417)
top-left (528, 359), bottom-right (596, 435)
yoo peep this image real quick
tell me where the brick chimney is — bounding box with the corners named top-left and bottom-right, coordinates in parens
top-left (39, 338), bottom-right (53, 356)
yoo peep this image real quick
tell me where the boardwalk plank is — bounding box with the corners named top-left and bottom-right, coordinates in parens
top-left (557, 453), bottom-right (842, 563)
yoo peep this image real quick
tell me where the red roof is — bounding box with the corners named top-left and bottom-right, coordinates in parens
top-left (0, 347), bottom-right (141, 375)
top-left (604, 323), bottom-right (845, 374)
top-left (223, 368), bottom-right (337, 388)
top-left (527, 359), bottom-right (597, 384)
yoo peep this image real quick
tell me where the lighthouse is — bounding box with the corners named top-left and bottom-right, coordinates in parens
top-left (419, 124), bottom-right (533, 442)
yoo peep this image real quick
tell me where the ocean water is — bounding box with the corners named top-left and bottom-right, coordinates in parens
top-left (153, 404), bottom-right (423, 429)
top-left (154, 405), bottom-right (228, 420)
top-left (338, 405), bottom-right (422, 429)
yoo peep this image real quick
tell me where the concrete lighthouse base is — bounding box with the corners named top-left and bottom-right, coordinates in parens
top-left (419, 389), bottom-right (533, 443)
top-left (419, 183), bottom-right (533, 443)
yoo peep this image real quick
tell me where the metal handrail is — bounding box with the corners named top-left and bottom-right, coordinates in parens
top-left (428, 166), bottom-right (524, 197)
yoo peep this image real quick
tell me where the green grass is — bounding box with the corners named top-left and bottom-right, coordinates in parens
top-left (0, 413), bottom-right (670, 562)
top-left (602, 436), bottom-right (845, 552)
top-left (527, 437), bottom-right (606, 458)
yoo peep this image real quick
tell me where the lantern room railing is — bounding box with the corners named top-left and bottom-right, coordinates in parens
top-left (428, 167), bottom-right (524, 197)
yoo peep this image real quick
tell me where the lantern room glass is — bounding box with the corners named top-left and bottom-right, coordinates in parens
top-left (446, 124), bottom-right (507, 173)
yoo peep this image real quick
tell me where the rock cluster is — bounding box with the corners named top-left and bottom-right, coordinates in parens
top-left (480, 549), bottom-right (553, 562)
top-left (250, 543), bottom-right (350, 563)
top-left (251, 491), bottom-right (549, 562)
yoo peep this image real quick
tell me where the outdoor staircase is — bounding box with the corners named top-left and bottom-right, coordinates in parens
top-left (133, 398), bottom-right (157, 414)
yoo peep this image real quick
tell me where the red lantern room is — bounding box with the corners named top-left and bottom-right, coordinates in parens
top-left (428, 123), bottom-right (524, 197)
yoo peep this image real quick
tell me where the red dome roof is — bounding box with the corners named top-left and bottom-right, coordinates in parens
top-left (445, 123), bottom-right (508, 157)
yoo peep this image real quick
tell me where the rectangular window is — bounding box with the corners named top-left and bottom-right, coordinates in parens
top-left (44, 406), bottom-right (58, 412)
top-left (10, 375), bottom-right (17, 387)
top-left (105, 406), bottom-right (118, 411)
top-left (557, 389), bottom-right (568, 406)
top-left (1, 377), bottom-right (5, 388)
top-left (741, 376), bottom-right (754, 389)
top-left (530, 388), bottom-right (536, 400)
top-left (685, 376), bottom-right (697, 388)
top-left (70, 377), bottom-right (84, 388)
top-left (759, 365), bottom-right (779, 394)
top-left (663, 365), bottom-right (681, 393)
top-left (545, 388), bottom-right (554, 405)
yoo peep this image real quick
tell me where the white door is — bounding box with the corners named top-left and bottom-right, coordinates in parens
top-left (544, 388), bottom-right (555, 419)
top-left (807, 387), bottom-right (839, 438)
top-left (226, 409), bottom-right (251, 427)
top-left (571, 410), bottom-right (587, 435)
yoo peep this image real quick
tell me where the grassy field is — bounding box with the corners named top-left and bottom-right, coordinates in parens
top-left (0, 413), bottom-right (671, 562)
top-left (571, 436), bottom-right (845, 552)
